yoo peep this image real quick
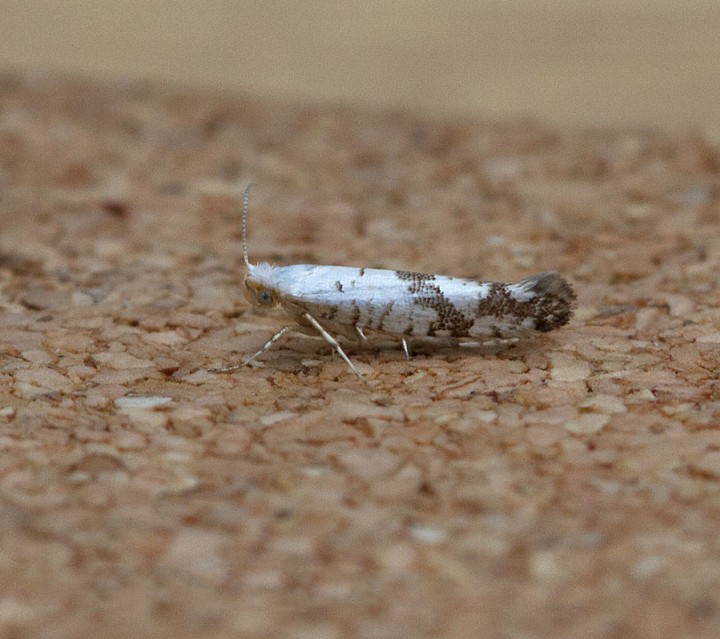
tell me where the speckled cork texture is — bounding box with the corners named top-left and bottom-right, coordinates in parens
top-left (1, 73), bottom-right (720, 638)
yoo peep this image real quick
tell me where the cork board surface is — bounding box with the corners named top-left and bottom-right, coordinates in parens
top-left (1, 73), bottom-right (719, 638)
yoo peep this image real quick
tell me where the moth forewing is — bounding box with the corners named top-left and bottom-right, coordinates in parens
top-left (274, 266), bottom-right (573, 342)
top-left (212, 185), bottom-right (575, 377)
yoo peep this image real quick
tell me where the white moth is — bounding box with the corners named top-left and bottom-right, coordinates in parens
top-left (214, 185), bottom-right (575, 377)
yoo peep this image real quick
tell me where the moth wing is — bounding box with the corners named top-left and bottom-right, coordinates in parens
top-left (278, 272), bottom-right (485, 340)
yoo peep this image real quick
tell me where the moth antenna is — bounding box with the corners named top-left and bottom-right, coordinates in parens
top-left (241, 183), bottom-right (256, 268)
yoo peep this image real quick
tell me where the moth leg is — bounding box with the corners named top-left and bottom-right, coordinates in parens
top-left (243, 325), bottom-right (293, 365)
top-left (303, 312), bottom-right (361, 377)
top-left (356, 326), bottom-right (367, 341)
top-left (401, 338), bottom-right (410, 360)
top-left (209, 325), bottom-right (291, 373)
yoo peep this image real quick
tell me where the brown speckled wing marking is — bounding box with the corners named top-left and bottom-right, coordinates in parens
top-left (530, 272), bottom-right (575, 331)
top-left (472, 274), bottom-right (575, 337)
top-left (509, 272), bottom-right (575, 332)
top-left (396, 271), bottom-right (474, 337)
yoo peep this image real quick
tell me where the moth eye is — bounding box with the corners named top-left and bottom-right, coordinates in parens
top-left (258, 289), bottom-right (274, 305)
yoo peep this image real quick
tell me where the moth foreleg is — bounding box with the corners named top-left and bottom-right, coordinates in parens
top-left (302, 312), bottom-right (361, 377)
top-left (243, 325), bottom-right (293, 366)
top-left (209, 325), bottom-right (291, 373)
top-left (401, 338), bottom-right (410, 360)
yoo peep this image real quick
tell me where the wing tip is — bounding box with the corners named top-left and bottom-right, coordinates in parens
top-left (523, 271), bottom-right (576, 304)
top-left (520, 271), bottom-right (576, 331)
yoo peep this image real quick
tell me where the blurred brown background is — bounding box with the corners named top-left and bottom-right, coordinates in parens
top-left (2, 0), bottom-right (719, 137)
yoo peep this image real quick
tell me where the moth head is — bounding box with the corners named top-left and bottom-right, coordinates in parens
top-left (239, 184), bottom-right (281, 309)
top-left (243, 270), bottom-right (280, 308)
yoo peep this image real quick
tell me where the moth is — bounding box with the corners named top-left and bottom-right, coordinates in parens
top-left (213, 185), bottom-right (575, 376)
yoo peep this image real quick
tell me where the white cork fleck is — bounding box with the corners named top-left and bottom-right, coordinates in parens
top-left (564, 413), bottom-right (610, 435)
top-left (114, 395), bottom-right (173, 410)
